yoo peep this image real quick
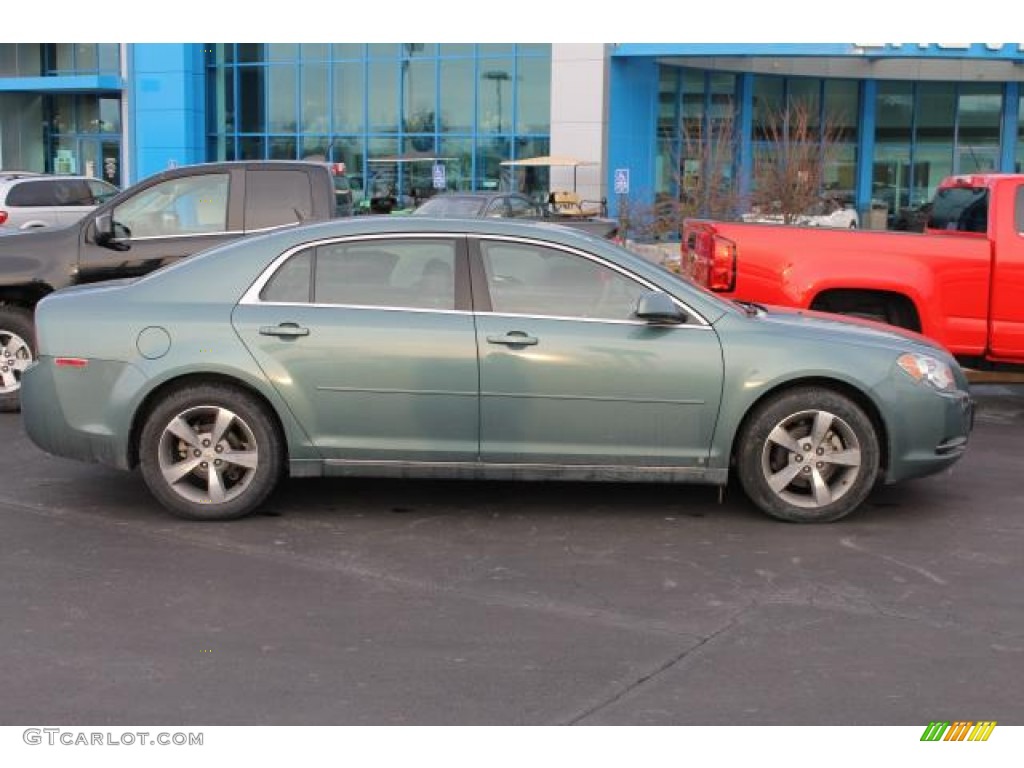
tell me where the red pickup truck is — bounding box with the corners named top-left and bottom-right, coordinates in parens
top-left (682, 174), bottom-right (1024, 369)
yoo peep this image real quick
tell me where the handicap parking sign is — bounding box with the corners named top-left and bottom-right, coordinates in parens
top-left (432, 163), bottom-right (446, 190)
top-left (614, 168), bottom-right (630, 195)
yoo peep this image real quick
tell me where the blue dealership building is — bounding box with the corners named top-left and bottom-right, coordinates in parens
top-left (2, 42), bottom-right (1024, 226)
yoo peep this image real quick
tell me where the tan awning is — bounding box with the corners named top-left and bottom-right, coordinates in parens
top-left (500, 155), bottom-right (598, 167)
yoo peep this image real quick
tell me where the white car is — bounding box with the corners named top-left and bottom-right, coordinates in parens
top-left (743, 197), bottom-right (858, 229)
top-left (0, 173), bottom-right (119, 231)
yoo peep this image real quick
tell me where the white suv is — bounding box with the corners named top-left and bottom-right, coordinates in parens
top-left (0, 173), bottom-right (119, 231)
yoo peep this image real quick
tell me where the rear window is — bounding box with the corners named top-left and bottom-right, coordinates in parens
top-left (926, 186), bottom-right (989, 233)
top-left (6, 178), bottom-right (93, 207)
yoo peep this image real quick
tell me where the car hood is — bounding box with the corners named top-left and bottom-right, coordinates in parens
top-left (753, 304), bottom-right (949, 355)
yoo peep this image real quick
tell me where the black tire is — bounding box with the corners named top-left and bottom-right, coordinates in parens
top-left (736, 387), bottom-right (880, 523)
top-left (0, 305), bottom-right (37, 413)
top-left (138, 383), bottom-right (283, 521)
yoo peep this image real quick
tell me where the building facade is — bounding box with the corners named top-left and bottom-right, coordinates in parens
top-left (3, 42), bottom-right (1024, 228)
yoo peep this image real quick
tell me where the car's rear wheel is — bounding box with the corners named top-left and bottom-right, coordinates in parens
top-left (0, 306), bottom-right (36, 413)
top-left (736, 387), bottom-right (880, 523)
top-left (139, 384), bottom-right (283, 521)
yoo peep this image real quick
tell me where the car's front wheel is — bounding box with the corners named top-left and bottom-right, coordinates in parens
top-left (138, 384), bottom-right (283, 521)
top-left (736, 387), bottom-right (880, 523)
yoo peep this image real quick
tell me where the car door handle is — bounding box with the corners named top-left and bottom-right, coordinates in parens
top-left (487, 332), bottom-right (538, 346)
top-left (259, 324), bottom-right (310, 338)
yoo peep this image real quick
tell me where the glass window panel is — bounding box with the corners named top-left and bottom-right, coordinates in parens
top-left (658, 67), bottom-right (680, 136)
top-left (438, 137), bottom-right (472, 191)
top-left (517, 44), bottom-right (551, 56)
top-left (824, 79), bottom-right (858, 141)
top-left (368, 136), bottom-right (400, 197)
top-left (207, 65), bottom-right (235, 133)
top-left (332, 44), bottom-right (363, 59)
top-left (957, 84), bottom-right (1002, 174)
top-left (269, 137), bottom-right (297, 160)
top-left (440, 44), bottom-right (475, 56)
top-left (479, 60), bottom-right (513, 134)
top-left (917, 83), bottom-right (955, 140)
top-left (54, 44), bottom-right (74, 72)
top-left (957, 84), bottom-right (1002, 144)
top-left (753, 76), bottom-right (784, 141)
top-left (238, 67), bottom-right (266, 133)
top-left (824, 144), bottom-right (857, 203)
top-left (479, 44), bottom-right (514, 55)
top-left (367, 44), bottom-right (398, 58)
top-left (402, 43), bottom-right (436, 57)
top-left (517, 56), bottom-right (550, 134)
top-left (300, 64), bottom-right (328, 133)
top-left (77, 96), bottom-right (99, 132)
top-left (268, 65), bottom-right (296, 133)
top-left (98, 44), bottom-right (119, 73)
top-left (332, 61), bottom-right (364, 134)
top-left (875, 82), bottom-right (913, 141)
top-left (914, 83), bottom-right (955, 204)
top-left (330, 137), bottom-right (366, 203)
top-left (299, 135), bottom-right (330, 161)
top-left (681, 68), bottom-right (705, 136)
top-left (475, 136), bottom-right (511, 190)
top-left (49, 94), bottom-right (74, 134)
top-left (368, 60), bottom-right (398, 132)
top-left (513, 136), bottom-right (550, 199)
top-left (207, 134), bottom-right (234, 162)
top-left (402, 58), bottom-right (436, 133)
top-left (267, 44), bottom-right (298, 62)
top-left (787, 78), bottom-right (819, 137)
top-left (1017, 95), bottom-right (1024, 172)
top-left (75, 44), bottom-right (97, 72)
top-left (300, 44), bottom-right (329, 61)
top-left (872, 143), bottom-right (911, 222)
top-left (239, 136), bottom-right (266, 160)
top-left (237, 44), bottom-right (264, 64)
top-left (97, 97), bottom-right (118, 132)
top-left (440, 59), bottom-right (474, 133)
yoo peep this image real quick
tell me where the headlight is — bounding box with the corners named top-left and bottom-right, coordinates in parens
top-left (897, 353), bottom-right (956, 391)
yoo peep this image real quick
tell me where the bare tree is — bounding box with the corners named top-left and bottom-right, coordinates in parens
top-left (617, 111), bottom-right (741, 244)
top-left (750, 100), bottom-right (847, 224)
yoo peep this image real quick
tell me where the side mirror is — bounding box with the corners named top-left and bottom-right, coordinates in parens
top-left (634, 291), bottom-right (686, 324)
top-left (93, 211), bottom-right (113, 245)
top-left (93, 211), bottom-right (131, 251)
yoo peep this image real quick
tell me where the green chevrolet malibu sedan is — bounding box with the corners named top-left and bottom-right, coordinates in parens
top-left (21, 217), bottom-right (973, 523)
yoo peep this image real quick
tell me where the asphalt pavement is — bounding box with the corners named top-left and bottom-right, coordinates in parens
top-left (1, 384), bottom-right (1021, 725)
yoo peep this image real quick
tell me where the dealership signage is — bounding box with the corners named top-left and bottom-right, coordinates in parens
top-left (851, 43), bottom-right (1024, 58)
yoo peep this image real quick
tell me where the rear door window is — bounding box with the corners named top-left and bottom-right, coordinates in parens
top-left (245, 169), bottom-right (314, 231)
top-left (927, 186), bottom-right (989, 233)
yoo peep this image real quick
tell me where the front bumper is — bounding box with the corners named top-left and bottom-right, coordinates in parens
top-left (884, 384), bottom-right (974, 483)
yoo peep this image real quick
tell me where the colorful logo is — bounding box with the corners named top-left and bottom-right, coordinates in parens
top-left (920, 721), bottom-right (996, 741)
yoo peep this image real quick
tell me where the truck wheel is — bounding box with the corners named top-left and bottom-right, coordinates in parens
top-left (736, 387), bottom-right (880, 523)
top-left (138, 384), bottom-right (284, 521)
top-left (0, 306), bottom-right (36, 413)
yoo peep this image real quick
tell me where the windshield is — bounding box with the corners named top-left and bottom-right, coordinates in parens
top-left (413, 196), bottom-right (487, 217)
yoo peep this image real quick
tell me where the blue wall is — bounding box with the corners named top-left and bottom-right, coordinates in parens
top-left (606, 56), bottom-right (659, 218)
top-left (128, 43), bottom-right (205, 182)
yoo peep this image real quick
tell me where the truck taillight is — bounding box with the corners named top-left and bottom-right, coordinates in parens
top-left (0, 210), bottom-right (7, 225)
top-left (710, 235), bottom-right (737, 292)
